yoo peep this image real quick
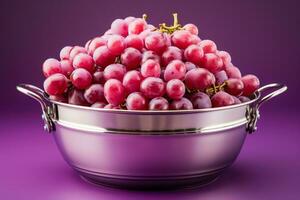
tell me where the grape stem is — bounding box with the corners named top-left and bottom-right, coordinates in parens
top-left (159, 13), bottom-right (183, 34)
top-left (205, 82), bottom-right (227, 96)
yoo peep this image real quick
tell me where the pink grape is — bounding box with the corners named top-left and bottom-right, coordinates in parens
top-left (217, 51), bottom-right (231, 66)
top-left (87, 37), bottom-right (106, 55)
top-left (60, 46), bottom-right (72, 60)
top-left (93, 46), bottom-right (116, 67)
top-left (166, 79), bottom-right (185, 100)
top-left (104, 79), bottom-right (125, 105)
top-left (122, 70), bottom-right (142, 94)
top-left (91, 102), bottom-right (107, 108)
top-left (69, 46), bottom-right (87, 62)
top-left (190, 35), bottom-right (201, 45)
top-left (104, 29), bottom-right (114, 35)
top-left (170, 98), bottom-right (193, 110)
top-left (185, 68), bottom-right (215, 91)
top-left (190, 92), bottom-right (212, 109)
top-left (111, 19), bottom-right (128, 37)
top-left (60, 60), bottom-right (74, 77)
top-left (171, 30), bottom-right (193, 49)
top-left (43, 74), bottom-right (68, 95)
top-left (103, 64), bottom-right (126, 81)
top-left (49, 94), bottom-right (67, 103)
top-left (164, 60), bottom-right (186, 81)
top-left (124, 16), bottom-right (136, 23)
top-left (142, 50), bottom-right (160, 64)
top-left (140, 77), bottom-right (165, 98)
top-left (124, 34), bottom-right (143, 51)
top-left (42, 58), bottom-right (62, 77)
top-left (225, 65), bottom-right (242, 79)
top-left (184, 44), bottom-right (204, 66)
top-left (93, 69), bottom-right (105, 84)
top-left (139, 29), bottom-right (152, 40)
top-left (199, 40), bottom-right (217, 53)
top-left (211, 91), bottom-right (235, 107)
top-left (161, 46), bottom-right (183, 67)
top-left (185, 62), bottom-right (197, 71)
top-left (104, 104), bottom-right (121, 109)
top-left (126, 92), bottom-right (148, 110)
top-left (107, 35), bottom-right (125, 55)
top-left (183, 23), bottom-right (199, 35)
top-left (232, 96), bottom-right (241, 104)
top-left (73, 53), bottom-right (95, 73)
top-left (239, 96), bottom-right (251, 103)
top-left (70, 68), bottom-right (92, 89)
top-left (145, 32), bottom-right (168, 54)
top-left (84, 84), bottom-right (105, 104)
top-left (214, 70), bottom-right (228, 84)
top-left (84, 40), bottom-right (91, 50)
top-left (128, 18), bottom-right (147, 35)
top-left (121, 47), bottom-right (142, 70)
top-left (241, 74), bottom-right (260, 96)
top-left (225, 78), bottom-right (244, 96)
top-left (201, 53), bottom-right (223, 73)
top-left (149, 97), bottom-right (169, 110)
top-left (68, 88), bottom-right (89, 106)
top-left (141, 59), bottom-right (161, 78)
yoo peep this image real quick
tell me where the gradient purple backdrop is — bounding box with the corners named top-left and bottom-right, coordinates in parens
top-left (1, 0), bottom-right (299, 199)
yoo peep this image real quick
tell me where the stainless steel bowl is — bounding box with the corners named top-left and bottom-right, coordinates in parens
top-left (17, 83), bottom-right (287, 189)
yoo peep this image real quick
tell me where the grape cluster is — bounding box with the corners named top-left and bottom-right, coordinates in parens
top-left (43, 14), bottom-right (260, 110)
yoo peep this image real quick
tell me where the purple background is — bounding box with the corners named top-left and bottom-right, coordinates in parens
top-left (1, 0), bottom-right (299, 199)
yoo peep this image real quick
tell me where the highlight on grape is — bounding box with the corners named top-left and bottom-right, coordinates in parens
top-left (42, 13), bottom-right (260, 110)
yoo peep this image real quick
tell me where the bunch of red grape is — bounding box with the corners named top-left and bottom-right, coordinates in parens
top-left (42, 14), bottom-right (260, 110)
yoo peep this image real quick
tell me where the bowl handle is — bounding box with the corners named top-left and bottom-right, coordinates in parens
top-left (246, 83), bottom-right (287, 133)
top-left (16, 84), bottom-right (55, 133)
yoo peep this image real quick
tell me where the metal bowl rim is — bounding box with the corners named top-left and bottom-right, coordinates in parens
top-left (51, 92), bottom-right (260, 115)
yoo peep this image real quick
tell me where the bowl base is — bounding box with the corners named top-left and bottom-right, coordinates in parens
top-left (77, 169), bottom-right (223, 190)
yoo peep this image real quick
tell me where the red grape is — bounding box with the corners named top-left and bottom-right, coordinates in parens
top-left (201, 53), bottom-right (223, 73)
top-left (185, 62), bottom-right (197, 71)
top-left (128, 18), bottom-right (147, 35)
top-left (214, 70), bottom-right (228, 84)
top-left (161, 46), bottom-right (182, 67)
top-left (185, 68), bottom-right (215, 91)
top-left (69, 46), bottom-right (87, 62)
top-left (60, 46), bottom-right (72, 60)
top-left (68, 88), bottom-right (89, 106)
top-left (104, 29), bottom-right (114, 36)
top-left (121, 47), bottom-right (142, 70)
top-left (184, 44), bottom-right (204, 66)
top-left (190, 92), bottom-right (212, 109)
top-left (49, 94), bottom-right (67, 103)
top-left (104, 104), bottom-right (121, 109)
top-left (190, 35), bottom-right (201, 45)
top-left (183, 23), bottom-right (199, 35)
top-left (73, 53), bottom-right (95, 73)
top-left (139, 29), bottom-right (152, 40)
top-left (241, 74), bottom-right (260, 96)
top-left (141, 59), bottom-right (161, 78)
top-left (239, 96), bottom-right (251, 103)
top-left (93, 69), bottom-right (105, 84)
top-left (166, 79), bottom-right (185, 100)
top-left (122, 70), bottom-right (143, 94)
top-left (91, 102), bottom-right (107, 108)
top-left (232, 96), bottom-right (241, 104)
top-left (225, 65), bottom-right (242, 79)
top-left (126, 92), bottom-right (148, 110)
top-left (42, 58), bottom-right (62, 77)
top-left (124, 34), bottom-right (143, 51)
top-left (103, 64), bottom-right (126, 81)
top-left (87, 37), bottom-right (106, 55)
top-left (84, 84), bottom-right (105, 104)
top-left (107, 35), bottom-right (125, 56)
top-left (124, 16), bottom-right (136, 23)
top-left (199, 40), bottom-right (217, 53)
top-left (140, 77), bottom-right (165, 98)
top-left (104, 79), bottom-right (125, 105)
top-left (148, 97), bottom-right (169, 110)
top-left (211, 91), bottom-right (235, 107)
top-left (164, 60), bottom-right (186, 81)
top-left (217, 51), bottom-right (231, 66)
top-left (145, 32), bottom-right (168, 54)
top-left (43, 74), bottom-right (68, 95)
top-left (225, 78), bottom-right (244, 96)
top-left (170, 98), bottom-right (193, 110)
top-left (60, 60), bottom-right (74, 77)
top-left (70, 68), bottom-right (92, 90)
top-left (171, 30), bottom-right (193, 49)
top-left (111, 19), bottom-right (128, 37)
top-left (142, 50), bottom-right (160, 64)
top-left (93, 46), bottom-right (116, 67)
top-left (84, 40), bottom-right (91, 50)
